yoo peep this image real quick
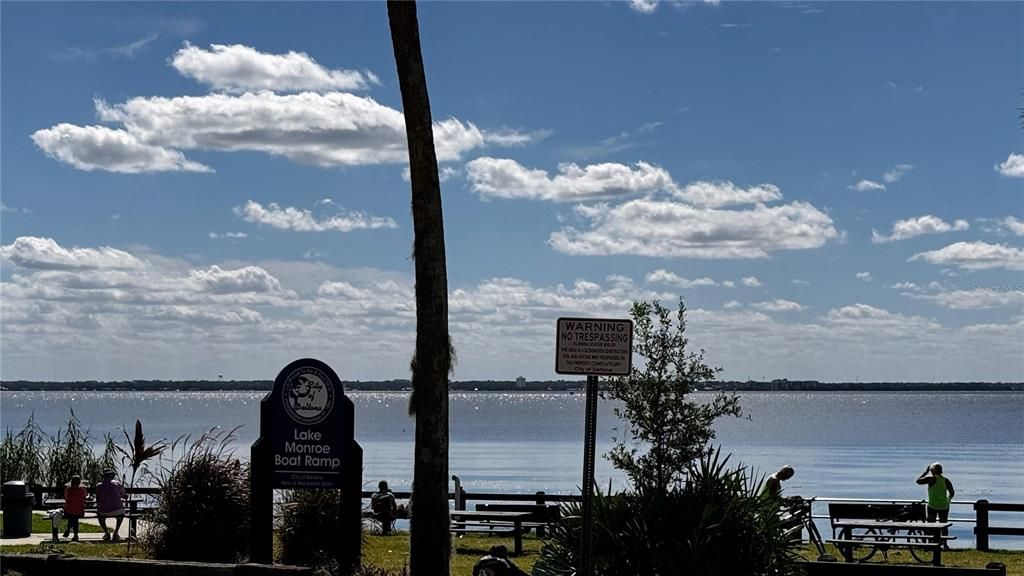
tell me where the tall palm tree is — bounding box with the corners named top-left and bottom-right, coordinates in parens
top-left (387, 2), bottom-right (452, 575)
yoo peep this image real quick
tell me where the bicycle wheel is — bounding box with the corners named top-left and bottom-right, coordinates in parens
top-left (907, 528), bottom-right (936, 564)
top-left (845, 528), bottom-right (883, 562)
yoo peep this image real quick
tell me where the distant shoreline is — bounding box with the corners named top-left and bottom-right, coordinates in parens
top-left (1, 379), bottom-right (1021, 392)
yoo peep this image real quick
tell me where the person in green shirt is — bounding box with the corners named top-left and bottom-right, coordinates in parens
top-left (916, 462), bottom-right (955, 545)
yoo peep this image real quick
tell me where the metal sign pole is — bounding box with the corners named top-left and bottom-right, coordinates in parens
top-left (579, 374), bottom-right (598, 576)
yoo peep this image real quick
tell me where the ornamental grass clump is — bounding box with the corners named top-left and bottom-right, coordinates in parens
top-left (0, 414), bottom-right (46, 486)
top-left (142, 427), bottom-right (250, 563)
top-left (44, 409), bottom-right (117, 489)
top-left (0, 411), bottom-right (117, 491)
top-left (277, 488), bottom-right (345, 568)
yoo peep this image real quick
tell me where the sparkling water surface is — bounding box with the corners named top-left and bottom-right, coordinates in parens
top-left (3, 390), bottom-right (1022, 547)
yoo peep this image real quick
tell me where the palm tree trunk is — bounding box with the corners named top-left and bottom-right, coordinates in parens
top-left (387, 2), bottom-right (451, 575)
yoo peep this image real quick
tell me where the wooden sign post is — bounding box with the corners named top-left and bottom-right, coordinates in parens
top-left (250, 358), bottom-right (362, 569)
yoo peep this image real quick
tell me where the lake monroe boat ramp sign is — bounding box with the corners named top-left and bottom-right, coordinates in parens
top-left (555, 317), bottom-right (633, 376)
top-left (251, 357), bottom-right (363, 566)
top-left (270, 363), bottom-right (349, 487)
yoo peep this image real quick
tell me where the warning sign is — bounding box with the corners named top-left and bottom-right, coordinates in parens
top-left (555, 317), bottom-right (633, 376)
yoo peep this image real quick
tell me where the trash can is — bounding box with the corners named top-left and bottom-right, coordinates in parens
top-left (2, 480), bottom-right (35, 538)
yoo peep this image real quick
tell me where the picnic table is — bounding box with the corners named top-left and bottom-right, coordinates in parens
top-left (829, 519), bottom-right (953, 566)
top-left (450, 509), bottom-right (532, 556)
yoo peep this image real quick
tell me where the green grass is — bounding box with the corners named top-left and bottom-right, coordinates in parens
top-left (363, 531), bottom-right (544, 574)
top-left (0, 512), bottom-right (104, 537)
top-left (0, 541), bottom-right (136, 557)
top-left (3, 528), bottom-right (1021, 576)
top-left (800, 544), bottom-right (1024, 575)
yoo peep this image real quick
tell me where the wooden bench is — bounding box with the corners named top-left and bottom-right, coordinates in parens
top-left (44, 498), bottom-right (149, 539)
top-left (475, 503), bottom-right (561, 536)
top-left (449, 510), bottom-right (530, 555)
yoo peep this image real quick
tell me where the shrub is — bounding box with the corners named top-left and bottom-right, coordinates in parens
top-left (533, 450), bottom-right (802, 576)
top-left (142, 427), bottom-right (250, 563)
top-left (277, 488), bottom-right (345, 568)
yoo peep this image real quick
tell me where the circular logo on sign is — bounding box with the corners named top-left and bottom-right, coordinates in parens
top-left (282, 367), bottom-right (335, 425)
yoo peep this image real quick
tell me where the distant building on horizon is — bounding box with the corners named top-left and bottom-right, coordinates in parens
top-left (516, 376), bottom-right (526, 389)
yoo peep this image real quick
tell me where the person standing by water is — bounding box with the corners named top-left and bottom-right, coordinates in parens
top-left (917, 462), bottom-right (955, 545)
top-left (96, 469), bottom-right (127, 541)
top-left (62, 474), bottom-right (87, 541)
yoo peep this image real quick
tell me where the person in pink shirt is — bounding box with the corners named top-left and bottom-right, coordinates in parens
top-left (62, 474), bottom-right (87, 541)
top-left (95, 469), bottom-right (127, 541)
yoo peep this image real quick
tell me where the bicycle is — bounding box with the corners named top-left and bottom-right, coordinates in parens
top-left (781, 496), bottom-right (825, 557)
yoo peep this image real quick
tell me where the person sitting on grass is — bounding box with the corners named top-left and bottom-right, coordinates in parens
top-left (472, 545), bottom-right (529, 576)
top-left (370, 480), bottom-right (398, 535)
top-left (62, 474), bottom-right (87, 541)
top-left (96, 469), bottom-right (127, 541)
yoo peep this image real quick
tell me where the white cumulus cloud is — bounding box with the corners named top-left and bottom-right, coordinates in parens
top-left (995, 153), bottom-right (1024, 177)
top-left (465, 157), bottom-right (675, 202)
top-left (188, 265), bottom-right (283, 294)
top-left (644, 269), bottom-right (717, 288)
top-left (871, 215), bottom-right (969, 244)
top-left (882, 164), bottom-right (913, 183)
top-left (909, 241), bottom-right (1024, 271)
top-left (1002, 216), bottom-right (1024, 236)
top-left (751, 299), bottom-right (804, 312)
top-left (234, 200), bottom-right (397, 232)
top-left (629, 0), bottom-right (659, 13)
top-left (549, 198), bottom-right (837, 259)
top-left (170, 43), bottom-right (376, 93)
top-left (31, 124), bottom-right (212, 174)
top-left (0, 236), bottom-right (144, 270)
top-left (742, 276), bottom-right (762, 287)
top-left (674, 181), bottom-right (783, 208)
top-left (855, 271), bottom-right (872, 282)
top-left (848, 179), bottom-right (886, 192)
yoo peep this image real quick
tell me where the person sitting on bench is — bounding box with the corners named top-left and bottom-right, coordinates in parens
top-left (96, 469), bottom-right (127, 541)
top-left (370, 480), bottom-right (398, 535)
top-left (63, 474), bottom-right (87, 541)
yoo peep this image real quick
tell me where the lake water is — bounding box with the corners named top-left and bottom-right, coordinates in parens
top-left (2, 390), bottom-right (1022, 548)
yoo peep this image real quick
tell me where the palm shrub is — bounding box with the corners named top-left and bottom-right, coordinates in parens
top-left (142, 427), bottom-right (250, 563)
top-left (277, 488), bottom-right (345, 568)
top-left (534, 451), bottom-right (802, 576)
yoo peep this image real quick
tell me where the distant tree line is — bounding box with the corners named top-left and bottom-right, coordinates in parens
top-left (1, 378), bottom-right (1021, 392)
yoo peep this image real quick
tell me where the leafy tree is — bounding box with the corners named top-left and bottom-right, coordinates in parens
top-left (387, 2), bottom-right (453, 574)
top-left (607, 298), bottom-right (742, 493)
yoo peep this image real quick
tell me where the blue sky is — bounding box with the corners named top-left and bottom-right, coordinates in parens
top-left (1, 1), bottom-right (1022, 382)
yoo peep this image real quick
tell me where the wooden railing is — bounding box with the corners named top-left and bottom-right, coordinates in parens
top-left (28, 484), bottom-right (1022, 551)
top-left (974, 500), bottom-right (1024, 551)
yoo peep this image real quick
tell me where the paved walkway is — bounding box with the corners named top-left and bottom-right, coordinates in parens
top-left (1, 513), bottom-right (145, 547)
